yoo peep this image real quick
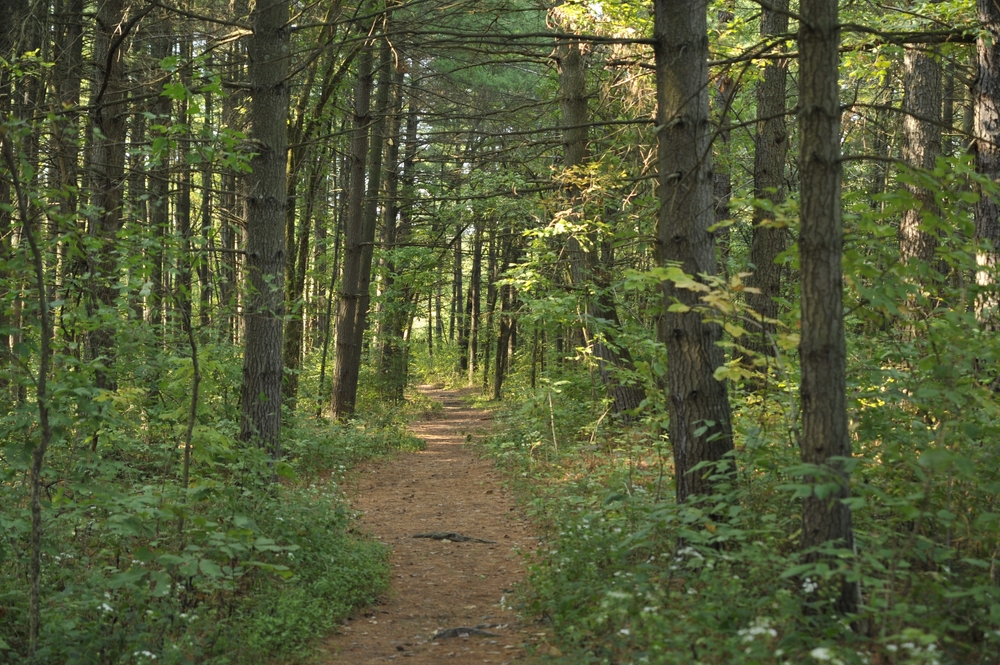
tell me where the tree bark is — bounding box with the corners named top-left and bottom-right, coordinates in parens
top-left (900, 46), bottom-right (942, 265)
top-left (239, 0), bottom-right (289, 457)
top-left (468, 222), bottom-right (482, 383)
top-left (332, 19), bottom-right (390, 420)
top-left (712, 8), bottom-right (736, 268)
top-left (798, 0), bottom-right (859, 613)
top-left (86, 0), bottom-right (130, 391)
top-left (745, 0), bottom-right (789, 356)
top-left (654, 0), bottom-right (734, 503)
top-left (377, 63), bottom-right (413, 401)
top-left (975, 0), bottom-right (1000, 326)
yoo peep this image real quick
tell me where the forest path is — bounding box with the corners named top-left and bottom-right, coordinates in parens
top-left (319, 386), bottom-right (551, 664)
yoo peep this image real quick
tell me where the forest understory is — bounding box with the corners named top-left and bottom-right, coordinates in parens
top-left (3, 0), bottom-right (1000, 663)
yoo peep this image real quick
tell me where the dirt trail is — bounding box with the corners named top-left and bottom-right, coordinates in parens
top-left (320, 386), bottom-right (549, 664)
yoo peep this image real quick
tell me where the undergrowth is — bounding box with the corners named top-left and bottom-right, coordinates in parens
top-left (479, 344), bottom-right (1000, 664)
top-left (0, 347), bottom-right (423, 664)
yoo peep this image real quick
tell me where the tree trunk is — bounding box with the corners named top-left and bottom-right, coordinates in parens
top-left (712, 8), bottom-right (736, 268)
top-left (900, 46), bottom-right (942, 265)
top-left (654, 0), bottom-right (734, 502)
top-left (331, 40), bottom-right (373, 420)
top-left (975, 0), bottom-right (1000, 326)
top-left (148, 22), bottom-right (172, 331)
top-left (50, 0), bottom-right (84, 336)
top-left (468, 222), bottom-right (482, 383)
top-left (332, 20), bottom-right (391, 420)
top-left (483, 224), bottom-right (498, 392)
top-left (239, 0), bottom-right (289, 457)
top-left (798, 0), bottom-right (859, 613)
top-left (176, 34), bottom-right (194, 332)
top-left (745, 0), bottom-right (789, 356)
top-left (199, 84), bottom-right (213, 329)
top-left (377, 64), bottom-right (412, 401)
top-left (86, 0), bottom-right (129, 391)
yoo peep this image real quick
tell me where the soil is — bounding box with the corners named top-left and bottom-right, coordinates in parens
top-left (319, 386), bottom-right (553, 664)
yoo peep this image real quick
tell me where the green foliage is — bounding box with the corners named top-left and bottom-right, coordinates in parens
top-left (475, 158), bottom-right (1000, 664)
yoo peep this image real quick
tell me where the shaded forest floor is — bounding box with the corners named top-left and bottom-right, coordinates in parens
top-left (318, 387), bottom-right (553, 664)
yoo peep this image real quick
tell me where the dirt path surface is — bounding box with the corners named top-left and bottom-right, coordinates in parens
top-left (320, 386), bottom-right (549, 664)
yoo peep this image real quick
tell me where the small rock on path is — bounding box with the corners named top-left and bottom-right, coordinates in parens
top-left (320, 386), bottom-right (549, 664)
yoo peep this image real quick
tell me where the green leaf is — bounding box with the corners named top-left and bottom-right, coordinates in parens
top-left (109, 568), bottom-right (147, 589)
top-left (157, 553), bottom-right (185, 567)
top-left (133, 547), bottom-right (156, 563)
top-left (149, 570), bottom-right (172, 597)
top-left (200, 558), bottom-right (223, 577)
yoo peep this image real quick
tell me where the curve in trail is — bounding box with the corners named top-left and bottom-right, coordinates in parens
top-left (321, 386), bottom-right (550, 664)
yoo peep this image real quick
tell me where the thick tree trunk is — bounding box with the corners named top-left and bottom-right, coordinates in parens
top-left (900, 47), bottom-right (942, 265)
top-left (239, 0), bottom-right (289, 457)
top-left (86, 0), bottom-right (129, 391)
top-left (653, 0), bottom-right (734, 502)
top-left (333, 23), bottom-right (391, 420)
top-left (745, 0), bottom-right (789, 356)
top-left (975, 0), bottom-right (1000, 326)
top-left (331, 40), bottom-right (372, 419)
top-left (52, 0), bottom-right (84, 300)
top-left (798, 0), bottom-right (859, 613)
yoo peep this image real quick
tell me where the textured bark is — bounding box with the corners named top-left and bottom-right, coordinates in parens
top-left (654, 0), bottom-right (734, 502)
top-left (377, 64), bottom-right (414, 401)
top-left (51, 0), bottom-right (84, 297)
top-left (798, 0), bottom-right (858, 614)
top-left (975, 0), bottom-right (1000, 326)
top-left (86, 0), bottom-right (130, 391)
top-left (331, 42), bottom-right (372, 419)
top-left (900, 47), bottom-right (942, 265)
top-left (239, 0), bottom-right (289, 457)
top-left (745, 0), bottom-right (789, 356)
top-left (332, 25), bottom-right (391, 420)
top-left (712, 9), bottom-right (736, 265)
top-left (147, 22), bottom-right (172, 330)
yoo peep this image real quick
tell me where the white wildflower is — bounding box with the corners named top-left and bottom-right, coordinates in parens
top-left (810, 647), bottom-right (833, 661)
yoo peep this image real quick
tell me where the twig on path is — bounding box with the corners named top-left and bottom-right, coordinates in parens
top-left (413, 531), bottom-right (496, 544)
top-left (433, 626), bottom-right (500, 639)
